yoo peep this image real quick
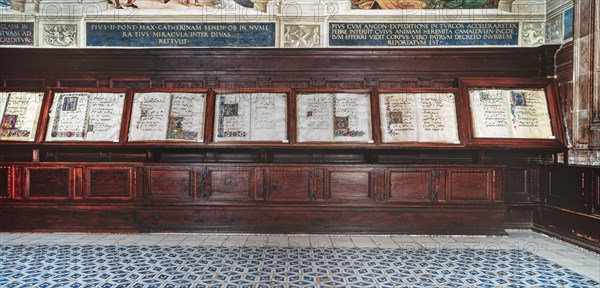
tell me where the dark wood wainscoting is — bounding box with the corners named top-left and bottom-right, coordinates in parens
top-left (0, 162), bottom-right (505, 234)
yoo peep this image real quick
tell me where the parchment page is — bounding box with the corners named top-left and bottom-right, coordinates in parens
top-left (167, 93), bottom-right (205, 142)
top-left (214, 93), bottom-right (251, 142)
top-left (296, 93), bottom-right (334, 142)
top-left (0, 92), bottom-right (44, 142)
top-left (379, 93), bottom-right (418, 142)
top-left (0, 92), bottom-right (8, 119)
top-left (508, 89), bottom-right (553, 139)
top-left (333, 93), bottom-right (372, 143)
top-left (46, 92), bottom-right (90, 142)
top-left (469, 89), bottom-right (512, 138)
top-left (250, 93), bottom-right (288, 141)
top-left (416, 93), bottom-right (460, 143)
top-left (128, 92), bottom-right (170, 142)
top-left (85, 93), bottom-right (126, 142)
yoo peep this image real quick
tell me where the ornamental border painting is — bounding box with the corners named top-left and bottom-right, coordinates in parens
top-left (351, 0), bottom-right (499, 9)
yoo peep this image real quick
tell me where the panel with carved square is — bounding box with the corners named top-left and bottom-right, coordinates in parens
top-left (147, 168), bottom-right (193, 198)
top-left (386, 169), bottom-right (434, 202)
top-left (265, 168), bottom-right (318, 202)
top-left (325, 170), bottom-right (371, 201)
top-left (26, 168), bottom-right (71, 198)
top-left (448, 169), bottom-right (492, 202)
top-left (0, 167), bottom-right (9, 198)
top-left (204, 167), bottom-right (257, 201)
top-left (85, 168), bottom-right (132, 199)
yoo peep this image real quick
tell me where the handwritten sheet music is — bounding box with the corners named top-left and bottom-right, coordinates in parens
top-left (128, 92), bottom-right (171, 142)
top-left (297, 92), bottom-right (372, 143)
top-left (214, 92), bottom-right (287, 142)
top-left (167, 93), bottom-right (205, 142)
top-left (380, 93), bottom-right (459, 143)
top-left (297, 93), bottom-right (334, 142)
top-left (380, 93), bottom-right (419, 142)
top-left (333, 93), bottom-right (371, 142)
top-left (0, 92), bottom-right (44, 142)
top-left (469, 89), bottom-right (553, 139)
top-left (250, 93), bottom-right (287, 141)
top-left (85, 93), bottom-right (125, 142)
top-left (417, 93), bottom-right (460, 143)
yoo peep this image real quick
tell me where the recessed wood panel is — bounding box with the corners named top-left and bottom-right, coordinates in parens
top-left (0, 167), bottom-right (9, 198)
top-left (147, 169), bottom-right (193, 198)
top-left (205, 168), bottom-right (256, 201)
top-left (546, 166), bottom-right (589, 212)
top-left (325, 81), bottom-right (364, 89)
top-left (266, 168), bottom-right (315, 202)
top-left (85, 168), bottom-right (131, 198)
top-left (27, 168), bottom-right (70, 198)
top-left (164, 80), bottom-right (204, 88)
top-left (504, 167), bottom-right (529, 202)
top-left (448, 170), bottom-right (491, 201)
top-left (57, 78), bottom-right (99, 88)
top-left (110, 78), bottom-right (151, 88)
top-left (387, 169), bottom-right (433, 202)
top-left (326, 170), bottom-right (371, 200)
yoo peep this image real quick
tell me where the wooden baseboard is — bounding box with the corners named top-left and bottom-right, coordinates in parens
top-left (532, 224), bottom-right (600, 253)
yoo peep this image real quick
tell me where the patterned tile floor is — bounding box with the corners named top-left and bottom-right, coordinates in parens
top-left (0, 230), bottom-right (598, 287)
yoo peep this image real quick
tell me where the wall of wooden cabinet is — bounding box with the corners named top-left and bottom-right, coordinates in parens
top-left (0, 46), bottom-right (567, 235)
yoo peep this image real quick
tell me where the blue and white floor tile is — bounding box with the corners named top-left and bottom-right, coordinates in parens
top-left (0, 231), bottom-right (598, 287)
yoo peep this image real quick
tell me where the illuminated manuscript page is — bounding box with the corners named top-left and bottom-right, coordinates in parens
top-left (128, 92), bottom-right (171, 142)
top-left (0, 92), bottom-right (44, 142)
top-left (167, 93), bottom-right (205, 142)
top-left (46, 92), bottom-right (90, 142)
top-left (470, 89), bottom-right (553, 139)
top-left (249, 93), bottom-right (287, 141)
top-left (508, 89), bottom-right (553, 139)
top-left (296, 93), bottom-right (334, 142)
top-left (85, 93), bottom-right (126, 142)
top-left (380, 93), bottom-right (418, 142)
top-left (333, 93), bottom-right (372, 142)
top-left (214, 93), bottom-right (251, 142)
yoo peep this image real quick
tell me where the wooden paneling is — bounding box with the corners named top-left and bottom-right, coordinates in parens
top-left (448, 169), bottom-right (492, 202)
top-left (110, 78), bottom-right (151, 88)
top-left (0, 167), bottom-right (9, 198)
top-left (204, 167), bottom-right (258, 201)
top-left (324, 168), bottom-right (372, 201)
top-left (504, 166), bottom-right (540, 202)
top-left (265, 167), bottom-right (319, 202)
top-left (146, 167), bottom-right (194, 199)
top-left (546, 166), bottom-right (589, 212)
top-left (386, 169), bottom-right (435, 202)
top-left (25, 167), bottom-right (71, 198)
top-left (57, 78), bottom-right (99, 88)
top-left (85, 167), bottom-right (132, 199)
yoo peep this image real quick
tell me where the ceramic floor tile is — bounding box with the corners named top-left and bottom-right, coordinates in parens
top-left (244, 235), bottom-right (268, 247)
top-left (200, 235), bottom-right (228, 246)
top-left (370, 236), bottom-right (399, 249)
top-left (287, 236), bottom-right (311, 247)
top-left (266, 236), bottom-right (288, 247)
top-left (0, 240), bottom-right (597, 287)
top-left (222, 235), bottom-right (248, 247)
top-left (330, 236), bottom-right (355, 248)
top-left (309, 236), bottom-right (332, 248)
top-left (349, 236), bottom-right (376, 248)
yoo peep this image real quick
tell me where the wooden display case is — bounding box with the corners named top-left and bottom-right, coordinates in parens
top-left (0, 47), bottom-right (567, 235)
